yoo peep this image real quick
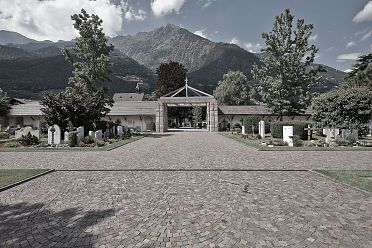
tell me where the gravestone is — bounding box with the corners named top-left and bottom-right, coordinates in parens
top-left (15, 126), bottom-right (40, 139)
top-left (283, 126), bottom-right (294, 147)
top-left (95, 130), bottom-right (103, 140)
top-left (341, 129), bottom-right (358, 140)
top-left (48, 124), bottom-right (61, 145)
top-left (259, 121), bottom-right (265, 139)
top-left (64, 131), bottom-right (69, 143)
top-left (76, 126), bottom-right (84, 144)
top-left (241, 125), bottom-right (246, 135)
top-left (88, 131), bottom-right (94, 138)
top-left (117, 126), bottom-right (123, 136)
top-left (324, 128), bottom-right (340, 144)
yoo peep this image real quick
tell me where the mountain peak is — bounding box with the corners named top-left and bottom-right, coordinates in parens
top-left (0, 30), bottom-right (36, 45)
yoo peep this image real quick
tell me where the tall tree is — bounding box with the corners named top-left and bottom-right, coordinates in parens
top-left (41, 9), bottom-right (114, 129)
top-left (213, 70), bottom-right (251, 105)
top-left (0, 88), bottom-right (10, 116)
top-left (192, 106), bottom-right (204, 127)
top-left (344, 52), bottom-right (372, 89)
top-left (252, 9), bottom-right (324, 120)
top-left (312, 87), bottom-right (372, 135)
top-left (155, 61), bottom-right (187, 97)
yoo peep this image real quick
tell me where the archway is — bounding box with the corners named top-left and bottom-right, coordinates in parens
top-left (156, 79), bottom-right (218, 133)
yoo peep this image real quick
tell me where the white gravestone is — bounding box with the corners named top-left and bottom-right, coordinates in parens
top-left (259, 120), bottom-right (265, 139)
top-left (341, 129), bottom-right (358, 140)
top-left (88, 131), bottom-right (94, 138)
top-left (117, 126), bottom-right (123, 136)
top-left (64, 131), bottom-right (69, 143)
top-left (76, 126), bottom-right (84, 144)
top-left (48, 125), bottom-right (61, 145)
top-left (15, 126), bottom-right (40, 139)
top-left (241, 125), bottom-right (246, 135)
top-left (283, 126), bottom-right (293, 147)
top-left (95, 130), bottom-right (103, 140)
top-left (324, 128), bottom-right (340, 144)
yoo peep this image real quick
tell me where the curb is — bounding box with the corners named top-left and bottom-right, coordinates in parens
top-left (308, 170), bottom-right (372, 196)
top-left (55, 169), bottom-right (309, 172)
top-left (0, 169), bottom-right (55, 192)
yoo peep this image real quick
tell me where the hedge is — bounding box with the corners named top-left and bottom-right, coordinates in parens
top-left (270, 121), bottom-right (310, 140)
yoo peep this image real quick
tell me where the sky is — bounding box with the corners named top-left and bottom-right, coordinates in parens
top-left (0, 0), bottom-right (371, 71)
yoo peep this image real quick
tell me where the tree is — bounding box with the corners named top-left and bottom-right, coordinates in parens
top-left (0, 88), bottom-right (10, 116)
top-left (345, 53), bottom-right (372, 89)
top-left (213, 70), bottom-right (251, 105)
top-left (252, 9), bottom-right (324, 120)
top-left (41, 9), bottom-right (114, 129)
top-left (312, 87), bottom-right (372, 134)
top-left (155, 61), bottom-right (187, 97)
top-left (192, 106), bottom-right (204, 127)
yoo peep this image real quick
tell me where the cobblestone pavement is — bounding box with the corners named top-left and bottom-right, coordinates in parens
top-left (0, 132), bottom-right (371, 247)
top-left (0, 132), bottom-right (371, 170)
top-left (1, 171), bottom-right (371, 247)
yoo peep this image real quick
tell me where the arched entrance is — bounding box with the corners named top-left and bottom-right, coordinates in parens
top-left (156, 79), bottom-right (218, 133)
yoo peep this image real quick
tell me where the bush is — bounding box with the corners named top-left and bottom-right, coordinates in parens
top-left (303, 141), bottom-right (315, 147)
top-left (96, 140), bottom-right (105, 147)
top-left (313, 138), bottom-right (326, 147)
top-left (0, 131), bottom-right (9, 139)
top-left (4, 141), bottom-right (22, 148)
top-left (68, 132), bottom-right (78, 147)
top-left (18, 132), bottom-right (39, 146)
top-left (267, 139), bottom-right (288, 146)
top-left (84, 136), bottom-right (95, 144)
top-left (270, 121), bottom-right (310, 140)
top-left (243, 116), bottom-right (261, 133)
top-left (335, 137), bottom-right (352, 146)
top-left (292, 135), bottom-right (303, 147)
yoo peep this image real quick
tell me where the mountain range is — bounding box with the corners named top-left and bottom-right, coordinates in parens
top-left (0, 25), bottom-right (346, 99)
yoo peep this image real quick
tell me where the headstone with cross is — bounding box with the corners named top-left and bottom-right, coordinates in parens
top-left (304, 124), bottom-right (313, 141)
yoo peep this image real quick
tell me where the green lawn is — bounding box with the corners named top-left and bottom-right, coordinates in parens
top-left (0, 169), bottom-right (48, 188)
top-left (316, 170), bottom-right (372, 192)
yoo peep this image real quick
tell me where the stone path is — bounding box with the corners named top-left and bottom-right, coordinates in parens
top-left (0, 132), bottom-right (371, 247)
top-left (0, 132), bottom-right (371, 170)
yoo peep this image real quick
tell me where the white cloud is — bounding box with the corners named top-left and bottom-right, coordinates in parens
top-left (346, 41), bottom-right (356, 48)
top-left (194, 28), bottom-right (208, 39)
top-left (230, 37), bottom-right (262, 53)
top-left (243, 42), bottom-right (263, 53)
top-left (344, 69), bottom-right (353, 73)
top-left (337, 53), bottom-right (361, 60)
top-left (230, 37), bottom-right (240, 45)
top-left (0, 0), bottom-right (128, 41)
top-left (361, 30), bottom-right (372, 41)
top-left (308, 34), bottom-right (318, 42)
top-left (200, 0), bottom-right (217, 8)
top-left (353, 1), bottom-right (372, 23)
top-left (151, 0), bottom-right (186, 17)
top-left (122, 1), bottom-right (147, 21)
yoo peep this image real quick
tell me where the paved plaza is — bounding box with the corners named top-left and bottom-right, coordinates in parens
top-left (0, 132), bottom-right (371, 247)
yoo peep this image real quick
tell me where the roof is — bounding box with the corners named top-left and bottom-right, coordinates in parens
top-left (8, 101), bottom-right (42, 116)
top-left (113, 93), bottom-right (144, 102)
top-left (109, 101), bottom-right (157, 116)
top-left (219, 105), bottom-right (313, 115)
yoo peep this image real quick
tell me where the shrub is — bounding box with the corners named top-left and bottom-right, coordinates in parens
top-left (267, 139), bottom-right (288, 146)
top-left (303, 141), bottom-right (315, 147)
top-left (0, 131), bottom-right (9, 139)
top-left (292, 135), bottom-right (303, 147)
top-left (243, 116), bottom-right (261, 133)
top-left (270, 121), bottom-right (310, 140)
top-left (96, 140), bottom-right (105, 147)
top-left (335, 137), bottom-right (352, 147)
top-left (68, 132), bottom-right (78, 147)
top-left (313, 138), bottom-right (326, 147)
top-left (84, 136), bottom-right (95, 144)
top-left (4, 141), bottom-right (22, 148)
top-left (18, 132), bottom-right (39, 146)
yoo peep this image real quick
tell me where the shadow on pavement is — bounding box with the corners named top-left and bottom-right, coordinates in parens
top-left (0, 202), bottom-right (115, 247)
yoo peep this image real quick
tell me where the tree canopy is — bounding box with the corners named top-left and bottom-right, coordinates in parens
top-left (344, 52), bottom-right (372, 90)
top-left (252, 9), bottom-right (324, 119)
top-left (213, 70), bottom-right (251, 105)
top-left (312, 87), bottom-right (372, 133)
top-left (41, 9), bottom-right (114, 129)
top-left (155, 61), bottom-right (187, 97)
top-left (0, 88), bottom-right (10, 116)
